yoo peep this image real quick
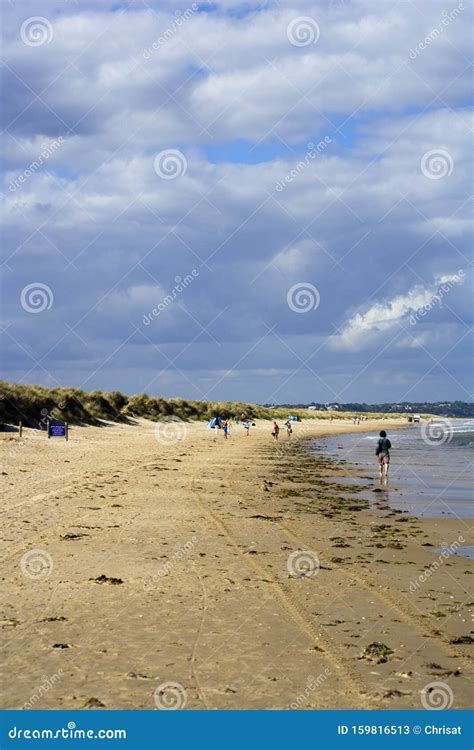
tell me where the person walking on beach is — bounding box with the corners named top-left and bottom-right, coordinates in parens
top-left (243, 420), bottom-right (250, 436)
top-left (376, 430), bottom-right (391, 482)
top-left (272, 421), bottom-right (280, 441)
top-left (223, 420), bottom-right (230, 439)
top-left (284, 419), bottom-right (292, 437)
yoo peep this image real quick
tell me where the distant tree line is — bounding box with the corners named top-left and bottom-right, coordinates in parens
top-left (271, 401), bottom-right (474, 418)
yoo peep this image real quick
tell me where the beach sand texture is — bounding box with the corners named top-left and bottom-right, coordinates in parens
top-left (1, 418), bottom-right (472, 710)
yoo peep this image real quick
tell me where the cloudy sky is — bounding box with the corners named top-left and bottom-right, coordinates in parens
top-left (1, 0), bottom-right (472, 404)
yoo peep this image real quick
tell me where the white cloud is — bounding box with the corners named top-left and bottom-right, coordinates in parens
top-left (330, 273), bottom-right (465, 351)
top-left (1, 0), bottom-right (472, 401)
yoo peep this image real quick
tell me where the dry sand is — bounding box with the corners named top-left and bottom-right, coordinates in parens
top-left (1, 418), bottom-right (472, 710)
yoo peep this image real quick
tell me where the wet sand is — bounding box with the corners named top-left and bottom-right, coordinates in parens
top-left (1, 418), bottom-right (472, 710)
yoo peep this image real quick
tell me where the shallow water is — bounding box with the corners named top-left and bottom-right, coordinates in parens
top-left (435, 546), bottom-right (474, 560)
top-left (312, 420), bottom-right (474, 520)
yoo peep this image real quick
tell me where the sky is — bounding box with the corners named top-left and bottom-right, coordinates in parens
top-left (1, 0), bottom-right (473, 404)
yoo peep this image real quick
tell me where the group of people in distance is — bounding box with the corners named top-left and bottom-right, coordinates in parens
top-left (210, 414), bottom-right (253, 438)
top-left (210, 415), bottom-right (295, 441)
top-left (209, 414), bottom-right (392, 485)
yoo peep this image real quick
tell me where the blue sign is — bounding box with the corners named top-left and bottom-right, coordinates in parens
top-left (49, 423), bottom-right (66, 437)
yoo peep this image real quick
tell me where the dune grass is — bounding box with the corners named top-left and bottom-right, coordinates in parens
top-left (0, 380), bottom-right (405, 429)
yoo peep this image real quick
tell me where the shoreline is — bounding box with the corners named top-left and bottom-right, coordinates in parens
top-left (1, 417), bottom-right (472, 710)
top-left (307, 420), bottom-right (472, 524)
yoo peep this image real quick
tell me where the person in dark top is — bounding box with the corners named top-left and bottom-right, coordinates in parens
top-left (375, 430), bottom-right (392, 481)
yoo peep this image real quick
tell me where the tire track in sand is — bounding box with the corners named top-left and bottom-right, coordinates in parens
top-left (190, 478), bottom-right (375, 708)
top-left (225, 465), bottom-right (472, 673)
top-left (278, 519), bottom-right (474, 673)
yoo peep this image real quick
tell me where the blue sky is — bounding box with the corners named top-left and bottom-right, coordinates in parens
top-left (1, 0), bottom-right (472, 403)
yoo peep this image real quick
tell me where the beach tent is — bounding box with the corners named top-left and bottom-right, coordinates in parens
top-left (208, 417), bottom-right (222, 429)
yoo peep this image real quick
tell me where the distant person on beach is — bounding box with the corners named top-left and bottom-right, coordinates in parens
top-left (284, 419), bottom-right (292, 437)
top-left (223, 420), bottom-right (230, 439)
top-left (214, 417), bottom-right (221, 439)
top-left (376, 430), bottom-right (391, 481)
top-left (243, 420), bottom-right (250, 436)
top-left (272, 421), bottom-right (280, 441)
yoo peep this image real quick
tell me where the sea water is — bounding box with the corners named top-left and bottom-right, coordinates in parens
top-left (313, 420), bottom-right (474, 522)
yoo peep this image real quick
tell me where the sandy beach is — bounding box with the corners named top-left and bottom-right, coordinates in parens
top-left (1, 418), bottom-right (472, 710)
